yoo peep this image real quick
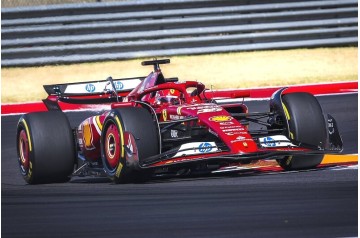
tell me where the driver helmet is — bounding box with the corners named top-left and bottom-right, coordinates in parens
top-left (155, 89), bottom-right (182, 105)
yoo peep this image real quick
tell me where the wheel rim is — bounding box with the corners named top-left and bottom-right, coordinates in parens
top-left (104, 123), bottom-right (121, 170)
top-left (18, 130), bottom-right (30, 174)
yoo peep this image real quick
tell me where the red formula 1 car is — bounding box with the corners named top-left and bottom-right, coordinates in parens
top-left (16, 59), bottom-right (343, 184)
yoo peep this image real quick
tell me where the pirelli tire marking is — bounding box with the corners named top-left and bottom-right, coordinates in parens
top-left (281, 102), bottom-right (294, 164)
top-left (282, 103), bottom-right (294, 140)
top-left (20, 118), bottom-right (32, 151)
top-left (18, 119), bottom-right (33, 179)
top-left (114, 116), bottom-right (125, 158)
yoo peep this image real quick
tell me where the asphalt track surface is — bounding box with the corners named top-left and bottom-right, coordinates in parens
top-left (2, 93), bottom-right (358, 238)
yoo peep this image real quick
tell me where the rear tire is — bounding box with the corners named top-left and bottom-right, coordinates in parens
top-left (277, 93), bottom-right (327, 170)
top-left (16, 111), bottom-right (75, 184)
top-left (101, 107), bottom-right (159, 183)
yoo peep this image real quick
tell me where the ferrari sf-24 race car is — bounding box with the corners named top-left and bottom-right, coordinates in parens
top-left (16, 59), bottom-right (343, 184)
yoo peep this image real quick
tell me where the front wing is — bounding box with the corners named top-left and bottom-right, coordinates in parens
top-left (136, 112), bottom-right (343, 169)
top-left (138, 143), bottom-right (342, 169)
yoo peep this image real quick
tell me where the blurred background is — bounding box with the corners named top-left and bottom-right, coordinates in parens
top-left (2, 0), bottom-right (123, 8)
top-left (1, 0), bottom-right (357, 102)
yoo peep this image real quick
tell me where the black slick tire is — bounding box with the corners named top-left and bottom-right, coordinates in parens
top-left (16, 111), bottom-right (76, 184)
top-left (277, 92), bottom-right (327, 170)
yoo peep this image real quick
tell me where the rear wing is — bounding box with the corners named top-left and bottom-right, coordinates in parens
top-left (43, 76), bottom-right (145, 111)
top-left (44, 76), bottom-right (144, 97)
top-left (42, 76), bottom-right (180, 110)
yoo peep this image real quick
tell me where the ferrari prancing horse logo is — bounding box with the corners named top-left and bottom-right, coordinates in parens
top-left (162, 109), bottom-right (167, 121)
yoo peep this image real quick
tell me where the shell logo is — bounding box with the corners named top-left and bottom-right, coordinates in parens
top-left (209, 115), bottom-right (232, 122)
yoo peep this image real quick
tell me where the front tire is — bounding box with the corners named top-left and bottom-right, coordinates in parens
top-left (277, 92), bottom-right (327, 170)
top-left (101, 107), bottom-right (159, 183)
top-left (16, 111), bottom-right (76, 184)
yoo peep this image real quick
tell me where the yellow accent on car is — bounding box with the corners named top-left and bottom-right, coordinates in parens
top-left (177, 107), bottom-right (182, 116)
top-left (95, 116), bottom-right (103, 131)
top-left (21, 118), bottom-right (32, 152)
top-left (106, 133), bottom-right (116, 159)
top-left (115, 116), bottom-right (125, 158)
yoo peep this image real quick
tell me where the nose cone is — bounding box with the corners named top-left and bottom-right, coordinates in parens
top-left (197, 112), bottom-right (258, 153)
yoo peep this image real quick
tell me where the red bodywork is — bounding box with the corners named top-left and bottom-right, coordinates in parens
top-left (71, 69), bottom-right (310, 167)
top-left (43, 62), bottom-right (320, 170)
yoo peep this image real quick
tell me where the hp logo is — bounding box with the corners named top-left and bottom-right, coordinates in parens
top-left (199, 142), bottom-right (212, 153)
top-left (85, 83), bottom-right (96, 92)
